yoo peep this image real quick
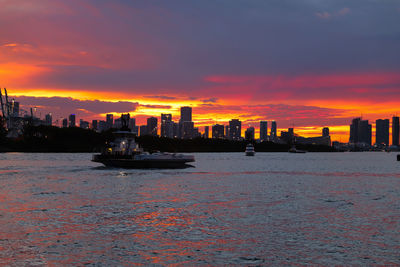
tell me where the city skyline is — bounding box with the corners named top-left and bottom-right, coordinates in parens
top-left (1, 1), bottom-right (400, 142)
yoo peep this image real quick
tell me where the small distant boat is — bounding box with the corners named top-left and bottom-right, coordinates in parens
top-left (92, 131), bottom-right (195, 168)
top-left (245, 143), bottom-right (255, 156)
top-left (289, 146), bottom-right (306, 153)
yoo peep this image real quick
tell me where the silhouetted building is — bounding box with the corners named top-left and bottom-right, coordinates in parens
top-left (129, 118), bottom-right (136, 131)
top-left (173, 122), bottom-right (179, 138)
top-left (80, 119), bottom-right (89, 129)
top-left (392, 116), bottom-right (399, 146)
top-left (349, 117), bottom-right (361, 143)
top-left (182, 121), bottom-right (194, 139)
top-left (45, 113), bottom-right (52, 126)
top-left (376, 119), bottom-right (389, 145)
top-left (358, 120), bottom-right (372, 145)
top-left (245, 127), bottom-right (255, 140)
top-left (121, 113), bottom-right (130, 128)
top-left (106, 114), bottom-right (113, 129)
top-left (114, 118), bottom-right (122, 129)
top-left (69, 114), bottom-right (76, 127)
top-left (260, 121), bottom-right (268, 141)
top-left (62, 118), bottom-right (68, 128)
top-left (147, 117), bottom-right (158, 136)
top-left (225, 125), bottom-right (230, 139)
top-left (204, 126), bottom-right (209, 138)
top-left (180, 106), bottom-right (192, 122)
top-left (98, 120), bottom-right (107, 132)
top-left (322, 127), bottom-right (329, 137)
top-left (92, 120), bottom-right (98, 130)
top-left (271, 121), bottom-right (277, 140)
top-left (229, 119), bottom-right (241, 140)
top-left (212, 124), bottom-right (224, 139)
top-left (139, 125), bottom-right (148, 136)
top-left (161, 113), bottom-right (172, 137)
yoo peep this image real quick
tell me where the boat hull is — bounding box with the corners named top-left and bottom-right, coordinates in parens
top-left (92, 154), bottom-right (194, 169)
top-left (245, 152), bottom-right (255, 156)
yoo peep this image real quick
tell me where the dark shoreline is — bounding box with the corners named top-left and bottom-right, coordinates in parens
top-left (0, 125), bottom-right (336, 153)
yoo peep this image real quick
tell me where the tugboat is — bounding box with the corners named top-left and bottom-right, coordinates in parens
top-left (245, 143), bottom-right (255, 156)
top-left (92, 131), bottom-right (195, 168)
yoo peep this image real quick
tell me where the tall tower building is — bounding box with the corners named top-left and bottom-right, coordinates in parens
top-left (204, 126), bottom-right (209, 138)
top-left (349, 117), bottom-right (361, 143)
top-left (229, 119), bottom-right (242, 140)
top-left (106, 114), bottom-right (113, 129)
top-left (392, 116), bottom-right (399, 146)
top-left (161, 113), bottom-right (172, 137)
top-left (376, 119), bottom-right (389, 145)
top-left (147, 117), bottom-right (158, 136)
top-left (69, 114), bottom-right (76, 127)
top-left (322, 127), bottom-right (329, 137)
top-left (245, 127), bottom-right (255, 140)
top-left (212, 124), bottom-right (224, 139)
top-left (180, 106), bottom-right (192, 122)
top-left (45, 113), bottom-right (52, 126)
top-left (358, 120), bottom-right (372, 145)
top-left (271, 121), bottom-right (277, 140)
top-left (260, 121), bottom-right (268, 141)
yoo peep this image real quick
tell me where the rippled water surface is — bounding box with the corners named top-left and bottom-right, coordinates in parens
top-left (0, 152), bottom-right (399, 266)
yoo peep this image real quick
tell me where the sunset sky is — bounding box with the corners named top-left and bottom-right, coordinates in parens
top-left (1, 0), bottom-right (400, 142)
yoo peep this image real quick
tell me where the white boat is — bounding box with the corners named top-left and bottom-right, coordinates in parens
top-left (245, 143), bottom-right (255, 156)
top-left (92, 131), bottom-right (195, 168)
top-left (289, 146), bottom-right (306, 153)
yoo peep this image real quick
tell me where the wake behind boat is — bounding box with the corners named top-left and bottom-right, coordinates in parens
top-left (92, 131), bottom-right (195, 169)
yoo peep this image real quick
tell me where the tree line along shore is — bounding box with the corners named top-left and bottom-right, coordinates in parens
top-left (0, 125), bottom-right (336, 153)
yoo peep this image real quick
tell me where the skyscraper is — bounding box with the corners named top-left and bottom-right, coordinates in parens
top-left (204, 126), bottom-right (209, 138)
top-left (392, 116), bottom-right (399, 146)
top-left (260, 121), bottom-right (268, 141)
top-left (161, 113), bottom-right (172, 137)
top-left (62, 118), bottom-right (68, 128)
top-left (229, 119), bottom-right (242, 140)
top-left (139, 125), bottom-right (148, 136)
top-left (376, 119), bottom-right (389, 145)
top-left (212, 124), bottom-right (224, 139)
top-left (245, 127), bottom-right (255, 140)
top-left (45, 113), bottom-right (52, 126)
top-left (358, 120), bottom-right (372, 145)
top-left (182, 121), bottom-right (194, 139)
top-left (92, 120), bottom-right (98, 130)
top-left (349, 117), bottom-right (361, 143)
top-left (147, 117), bottom-right (158, 136)
top-left (322, 127), bottom-right (329, 137)
top-left (106, 114), bottom-right (113, 129)
top-left (69, 114), bottom-right (76, 127)
top-left (271, 121), bottom-right (277, 140)
top-left (180, 106), bottom-right (192, 122)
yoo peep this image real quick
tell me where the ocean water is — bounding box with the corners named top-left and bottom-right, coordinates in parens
top-left (0, 152), bottom-right (399, 266)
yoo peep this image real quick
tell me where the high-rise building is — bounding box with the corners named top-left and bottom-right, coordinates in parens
top-left (271, 121), bottom-right (277, 140)
top-left (204, 126), bottom-right (209, 138)
top-left (106, 114), bottom-right (113, 129)
top-left (322, 127), bottom-right (329, 137)
top-left (80, 119), bottom-right (89, 129)
top-left (139, 125), bottom-right (148, 136)
top-left (180, 106), bottom-right (192, 122)
top-left (358, 120), bottom-right (372, 145)
top-left (229, 119), bottom-right (242, 140)
top-left (182, 121), bottom-right (194, 139)
top-left (161, 113), bottom-right (172, 137)
top-left (129, 118), bottom-right (136, 131)
top-left (114, 118), bottom-right (122, 129)
top-left (69, 114), bottom-right (76, 127)
top-left (392, 116), bottom-right (399, 146)
top-left (376, 119), bottom-right (389, 145)
top-left (349, 117), bottom-right (361, 143)
top-left (98, 121), bottom-right (107, 132)
top-left (225, 125), bottom-right (230, 139)
top-left (245, 127), bottom-right (255, 140)
top-left (92, 120), bottom-right (98, 130)
top-left (212, 124), bottom-right (224, 139)
top-left (121, 113), bottom-right (130, 129)
top-left (62, 118), bottom-right (68, 128)
top-left (45, 113), bottom-right (52, 126)
top-left (147, 117), bottom-right (158, 136)
top-left (260, 121), bottom-right (268, 141)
